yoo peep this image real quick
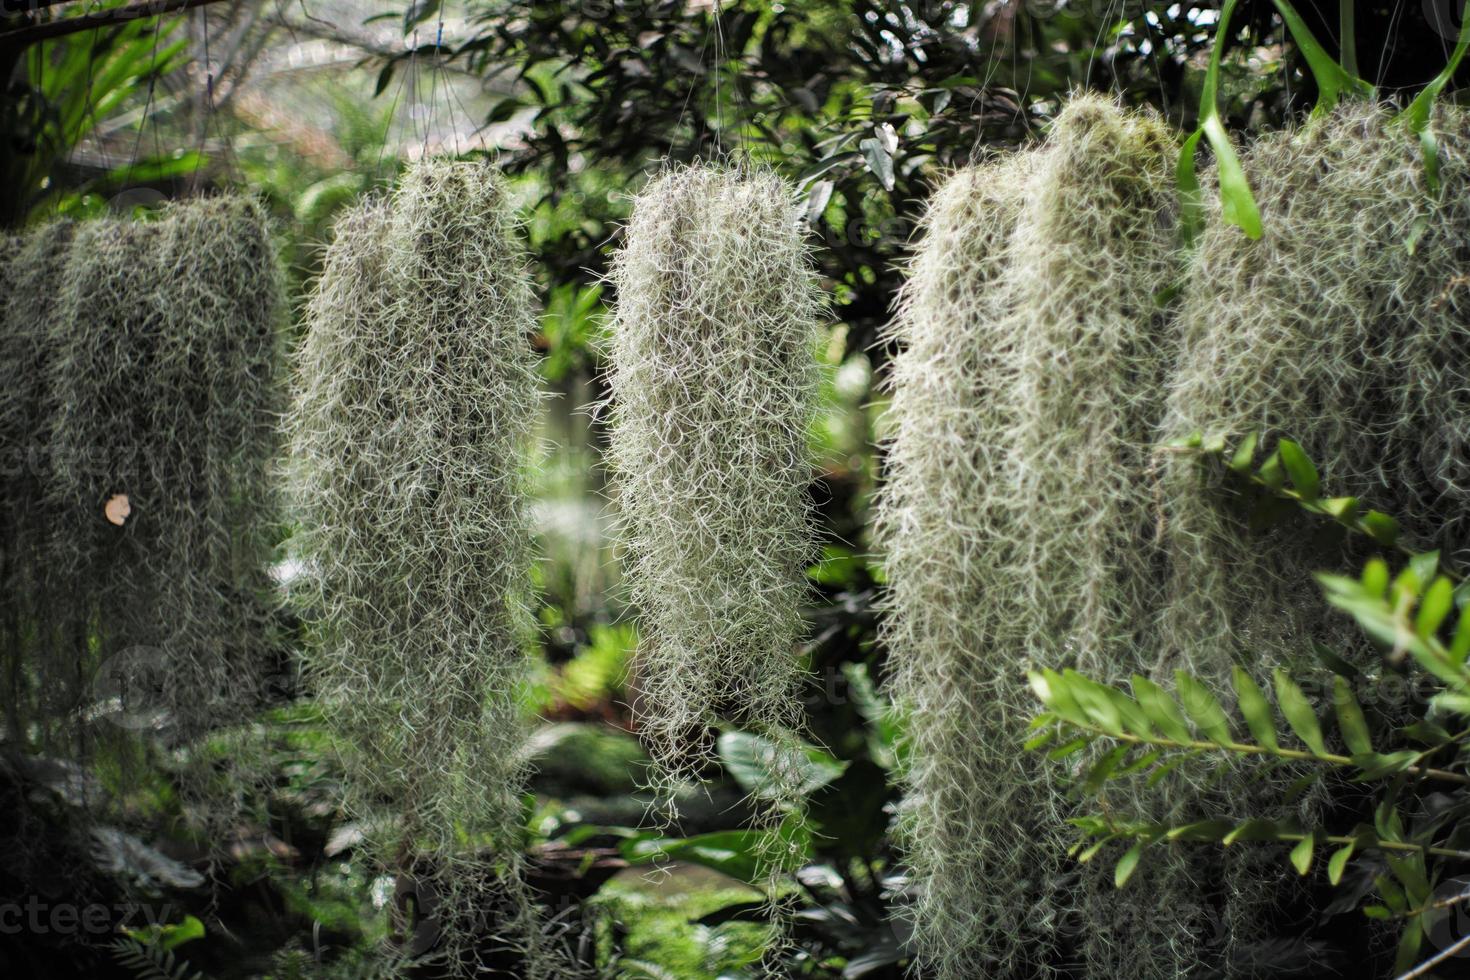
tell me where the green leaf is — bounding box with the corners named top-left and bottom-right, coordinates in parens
top-left (1351, 750), bottom-right (1420, 780)
top-left (1276, 439), bottom-right (1320, 500)
top-left (717, 731), bottom-right (847, 801)
top-left (1268, 0), bottom-right (1373, 113)
top-left (1332, 676), bottom-right (1373, 755)
top-left (1022, 729), bottom-right (1055, 752)
top-left (1082, 745), bottom-right (1132, 794)
top-left (1320, 496), bottom-right (1359, 523)
top-left (1361, 511), bottom-right (1401, 546)
top-left (1175, 671), bottom-right (1232, 745)
top-left (1115, 843), bottom-right (1143, 888)
top-left (1049, 736), bottom-right (1092, 760)
top-left (1328, 842), bottom-right (1354, 885)
top-left (1451, 610), bottom-right (1470, 666)
top-left (1394, 916), bottom-right (1424, 975)
top-left (1397, 0), bottom-right (1470, 194)
top-left (1204, 114), bottom-right (1262, 239)
top-left (1410, 551), bottom-right (1441, 588)
top-left (1229, 432), bottom-right (1259, 473)
top-left (1116, 749), bottom-right (1163, 777)
top-left (1131, 675), bottom-right (1193, 743)
top-left (859, 136), bottom-right (895, 191)
top-left (1289, 834), bottom-right (1314, 875)
top-left (1231, 667), bottom-right (1279, 751)
top-left (1177, 0), bottom-right (1261, 242)
top-left (1418, 577), bottom-right (1455, 637)
top-left (1256, 451), bottom-right (1285, 490)
top-left (1029, 670), bottom-right (1089, 728)
top-left (1362, 558), bottom-right (1390, 598)
top-left (1222, 818), bottom-right (1284, 845)
top-left (1273, 669), bottom-right (1329, 756)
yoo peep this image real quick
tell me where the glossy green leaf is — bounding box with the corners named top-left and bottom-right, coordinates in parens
top-left (1204, 115), bottom-right (1262, 239)
top-left (1175, 671), bottom-right (1233, 745)
top-left (1332, 676), bottom-right (1372, 756)
top-left (1131, 675), bottom-right (1193, 743)
top-left (1361, 558), bottom-right (1390, 598)
top-left (1398, 1), bottom-right (1470, 194)
top-left (1268, 0), bottom-right (1373, 113)
top-left (1417, 577), bottom-right (1455, 637)
top-left (1450, 611), bottom-right (1470, 666)
top-left (1177, 0), bottom-right (1261, 242)
top-left (1273, 669), bottom-right (1329, 756)
top-left (1256, 451), bottom-right (1285, 490)
top-left (1228, 431), bottom-right (1259, 473)
top-left (1361, 511), bottom-right (1401, 546)
top-left (1328, 842), bottom-right (1354, 885)
top-left (1276, 439), bottom-right (1320, 500)
top-left (1231, 666), bottom-right (1278, 750)
top-left (1410, 551), bottom-right (1441, 588)
top-left (1115, 843), bottom-right (1143, 888)
top-left (1289, 833), bottom-right (1314, 875)
top-left (1320, 496), bottom-right (1359, 523)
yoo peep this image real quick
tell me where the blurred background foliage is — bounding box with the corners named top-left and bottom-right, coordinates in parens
top-left (4, 1), bottom-right (1470, 977)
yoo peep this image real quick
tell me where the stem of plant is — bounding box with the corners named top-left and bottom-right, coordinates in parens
top-left (1339, 0), bottom-right (1357, 78)
top-left (1063, 721), bottom-right (1470, 785)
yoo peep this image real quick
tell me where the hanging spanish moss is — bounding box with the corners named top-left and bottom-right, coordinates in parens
top-left (603, 164), bottom-right (822, 816)
top-left (1, 221), bottom-right (76, 747)
top-left (879, 97), bottom-right (1190, 979)
top-left (285, 161), bottom-right (552, 976)
top-left (11, 199), bottom-right (284, 807)
top-left (1160, 101), bottom-right (1470, 961)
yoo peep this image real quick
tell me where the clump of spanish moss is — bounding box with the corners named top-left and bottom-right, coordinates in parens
top-left (1160, 101), bottom-right (1470, 957)
top-left (879, 97), bottom-right (1190, 979)
top-left (1, 221), bottom-right (76, 747)
top-left (11, 200), bottom-right (284, 797)
top-left (285, 161), bottom-right (553, 976)
top-left (603, 165), bottom-right (822, 815)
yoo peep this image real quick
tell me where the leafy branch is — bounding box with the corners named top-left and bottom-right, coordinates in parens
top-left (1032, 433), bottom-right (1470, 974)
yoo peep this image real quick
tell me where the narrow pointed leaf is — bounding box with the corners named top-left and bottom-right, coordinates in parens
top-left (1273, 669), bottom-right (1329, 756)
top-left (1327, 842), bottom-right (1354, 885)
top-left (1289, 834), bottom-right (1314, 875)
top-left (1132, 675), bottom-right (1193, 743)
top-left (1175, 672), bottom-right (1232, 745)
top-left (1417, 577), bottom-right (1455, 637)
top-left (1232, 666), bottom-right (1278, 750)
top-left (1229, 432), bottom-right (1259, 473)
top-left (1115, 843), bottom-right (1143, 888)
top-left (1276, 439), bottom-right (1319, 500)
top-left (1362, 511), bottom-right (1400, 546)
top-left (1332, 676), bottom-right (1372, 756)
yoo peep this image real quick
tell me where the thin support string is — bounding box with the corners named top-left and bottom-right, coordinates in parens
top-left (122, 17), bottom-right (166, 196)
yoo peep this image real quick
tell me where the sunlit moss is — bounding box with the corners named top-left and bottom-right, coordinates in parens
top-left (878, 96), bottom-right (1189, 978)
top-left (285, 160), bottom-right (556, 975)
top-left (604, 164), bottom-right (821, 820)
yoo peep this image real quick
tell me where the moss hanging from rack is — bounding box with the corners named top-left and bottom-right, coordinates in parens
top-left (878, 96), bottom-right (1197, 979)
top-left (2, 199), bottom-right (285, 810)
top-left (285, 160), bottom-right (555, 977)
top-left (604, 164), bottom-right (822, 817)
top-left (1160, 101), bottom-right (1470, 959)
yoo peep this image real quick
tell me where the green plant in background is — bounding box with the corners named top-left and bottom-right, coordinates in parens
top-left (604, 164), bottom-right (822, 821)
top-left (1030, 436), bottom-right (1470, 976)
top-left (284, 161), bottom-right (555, 977)
top-left (0, 2), bottom-right (203, 226)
